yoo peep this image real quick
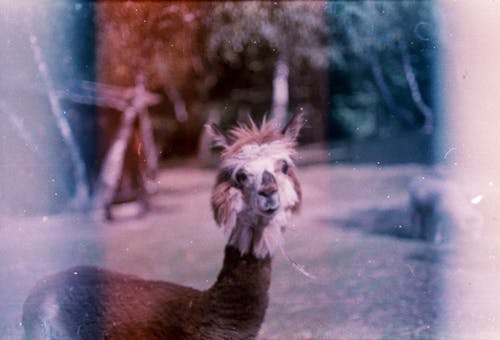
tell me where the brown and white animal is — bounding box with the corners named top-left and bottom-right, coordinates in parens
top-left (22, 114), bottom-right (304, 340)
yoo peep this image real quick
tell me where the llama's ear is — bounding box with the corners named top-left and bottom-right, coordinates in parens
top-left (282, 113), bottom-right (305, 141)
top-left (205, 123), bottom-right (229, 149)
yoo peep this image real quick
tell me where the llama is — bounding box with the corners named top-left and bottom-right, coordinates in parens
top-left (408, 175), bottom-right (482, 243)
top-left (22, 114), bottom-right (304, 340)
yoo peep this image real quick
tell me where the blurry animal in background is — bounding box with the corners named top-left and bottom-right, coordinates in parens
top-left (408, 175), bottom-right (482, 243)
top-left (22, 114), bottom-right (304, 340)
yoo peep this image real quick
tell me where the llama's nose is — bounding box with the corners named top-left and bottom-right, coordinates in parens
top-left (259, 171), bottom-right (278, 197)
top-left (258, 186), bottom-right (277, 198)
top-left (259, 171), bottom-right (280, 213)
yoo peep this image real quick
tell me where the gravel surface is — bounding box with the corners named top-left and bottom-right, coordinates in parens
top-left (0, 163), bottom-right (495, 339)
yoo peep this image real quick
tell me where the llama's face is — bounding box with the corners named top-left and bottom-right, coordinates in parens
top-left (225, 141), bottom-right (300, 219)
top-left (208, 115), bottom-right (303, 258)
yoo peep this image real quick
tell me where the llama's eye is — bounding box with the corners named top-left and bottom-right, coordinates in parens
top-left (235, 171), bottom-right (248, 185)
top-left (282, 162), bottom-right (289, 174)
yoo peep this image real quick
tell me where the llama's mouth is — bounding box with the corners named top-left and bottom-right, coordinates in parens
top-left (261, 207), bottom-right (279, 216)
top-left (258, 197), bottom-right (280, 216)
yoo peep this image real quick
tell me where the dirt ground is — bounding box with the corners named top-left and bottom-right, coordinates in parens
top-left (0, 162), bottom-right (497, 339)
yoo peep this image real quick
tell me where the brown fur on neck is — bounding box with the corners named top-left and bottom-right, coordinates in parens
top-left (22, 247), bottom-right (272, 340)
top-left (203, 246), bottom-right (271, 339)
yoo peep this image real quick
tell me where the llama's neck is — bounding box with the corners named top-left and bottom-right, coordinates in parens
top-left (227, 210), bottom-right (286, 258)
top-left (213, 246), bottom-right (272, 293)
top-left (203, 246), bottom-right (272, 338)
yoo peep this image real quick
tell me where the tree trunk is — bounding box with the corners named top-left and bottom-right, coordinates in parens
top-left (399, 40), bottom-right (434, 133)
top-left (164, 84), bottom-right (188, 123)
top-left (30, 34), bottom-right (89, 208)
top-left (93, 107), bottom-right (138, 211)
top-left (370, 57), bottom-right (415, 129)
top-left (93, 77), bottom-right (160, 215)
top-left (197, 110), bottom-right (221, 166)
top-left (271, 58), bottom-right (289, 127)
top-left (138, 109), bottom-right (158, 193)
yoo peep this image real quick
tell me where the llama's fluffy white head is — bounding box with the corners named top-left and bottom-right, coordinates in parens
top-left (208, 114), bottom-right (303, 258)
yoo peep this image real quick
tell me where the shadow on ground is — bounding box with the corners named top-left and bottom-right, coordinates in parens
top-left (326, 204), bottom-right (416, 239)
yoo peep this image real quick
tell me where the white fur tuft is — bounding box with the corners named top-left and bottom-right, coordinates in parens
top-left (276, 174), bottom-right (299, 209)
top-left (221, 188), bottom-right (244, 237)
top-left (227, 210), bottom-right (290, 259)
top-left (253, 215), bottom-right (287, 259)
top-left (223, 141), bottom-right (295, 173)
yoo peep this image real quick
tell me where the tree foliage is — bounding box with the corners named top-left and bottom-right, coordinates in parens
top-left (328, 1), bottom-right (437, 138)
top-left (95, 1), bottom-right (437, 144)
top-left (97, 3), bottom-right (199, 87)
top-left (1, 1), bottom-right (439, 214)
top-left (96, 2), bottom-right (329, 135)
top-left (203, 2), bottom-right (328, 68)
